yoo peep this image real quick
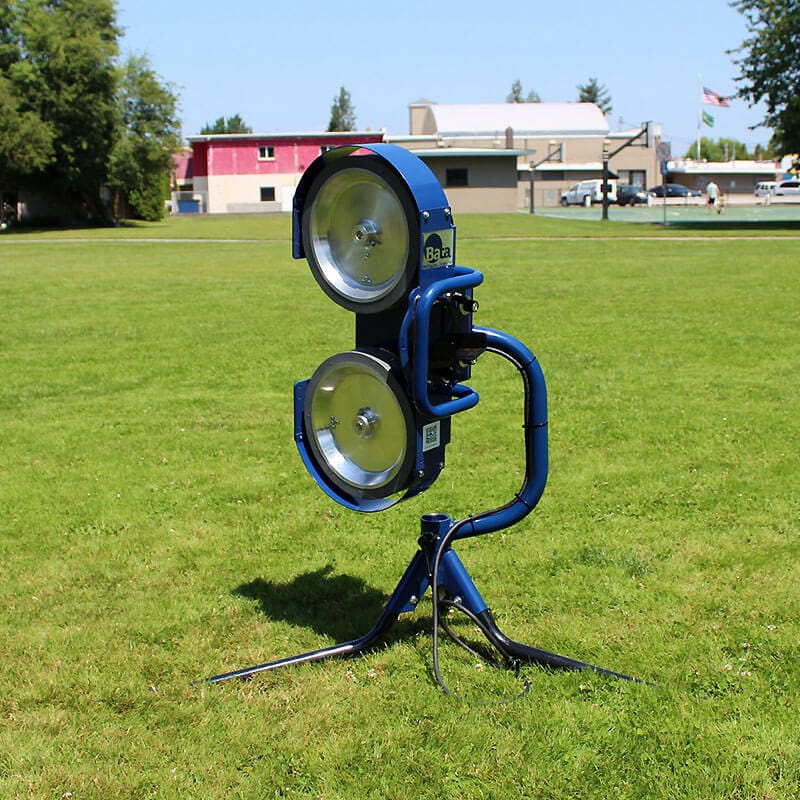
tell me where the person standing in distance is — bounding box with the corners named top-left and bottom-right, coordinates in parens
top-left (706, 180), bottom-right (721, 213)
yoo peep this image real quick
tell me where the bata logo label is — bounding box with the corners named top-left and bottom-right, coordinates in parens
top-left (423, 232), bottom-right (453, 267)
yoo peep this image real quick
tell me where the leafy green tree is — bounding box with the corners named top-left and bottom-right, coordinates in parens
top-left (684, 137), bottom-right (754, 161)
top-left (10, 0), bottom-right (121, 222)
top-left (730, 0), bottom-right (800, 156)
top-left (2, 1), bottom-right (182, 225)
top-left (327, 86), bottom-right (356, 131)
top-left (506, 78), bottom-right (540, 103)
top-left (753, 141), bottom-right (777, 160)
top-left (108, 54), bottom-right (182, 221)
top-left (0, 75), bottom-right (53, 181)
top-left (0, 0), bottom-right (16, 69)
top-left (577, 78), bottom-right (612, 116)
top-left (200, 114), bottom-right (252, 134)
top-left (0, 1), bottom-right (54, 183)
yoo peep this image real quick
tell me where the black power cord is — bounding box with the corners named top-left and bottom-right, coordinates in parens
top-left (430, 516), bottom-right (532, 704)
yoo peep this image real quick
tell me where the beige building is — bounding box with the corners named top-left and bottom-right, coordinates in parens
top-left (387, 139), bottom-right (523, 213)
top-left (400, 100), bottom-right (663, 210)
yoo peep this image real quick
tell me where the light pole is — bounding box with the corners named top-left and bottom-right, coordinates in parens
top-left (601, 139), bottom-right (610, 221)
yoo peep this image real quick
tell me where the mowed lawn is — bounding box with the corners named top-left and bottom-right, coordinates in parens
top-left (1, 215), bottom-right (798, 799)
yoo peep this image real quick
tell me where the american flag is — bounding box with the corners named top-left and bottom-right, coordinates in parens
top-left (702, 86), bottom-right (730, 107)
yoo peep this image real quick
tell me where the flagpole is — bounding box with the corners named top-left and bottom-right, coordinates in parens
top-left (696, 74), bottom-right (702, 160)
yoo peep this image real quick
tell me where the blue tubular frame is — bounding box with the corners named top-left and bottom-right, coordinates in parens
top-left (449, 326), bottom-right (549, 540)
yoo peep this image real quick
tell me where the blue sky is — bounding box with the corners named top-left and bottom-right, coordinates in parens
top-left (116, 0), bottom-right (770, 155)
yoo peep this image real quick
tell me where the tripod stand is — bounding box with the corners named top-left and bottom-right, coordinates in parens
top-left (203, 328), bottom-right (638, 686)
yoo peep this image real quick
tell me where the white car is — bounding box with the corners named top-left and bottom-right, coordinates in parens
top-left (775, 179), bottom-right (800, 196)
top-left (560, 179), bottom-right (617, 206)
top-left (754, 181), bottom-right (776, 197)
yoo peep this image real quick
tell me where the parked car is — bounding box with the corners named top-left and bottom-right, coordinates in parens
top-left (616, 184), bottom-right (650, 206)
top-left (754, 181), bottom-right (777, 198)
top-left (649, 183), bottom-right (702, 198)
top-left (560, 179), bottom-right (617, 206)
top-left (775, 179), bottom-right (800, 196)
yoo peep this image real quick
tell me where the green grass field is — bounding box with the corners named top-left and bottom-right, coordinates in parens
top-left (1, 215), bottom-right (799, 798)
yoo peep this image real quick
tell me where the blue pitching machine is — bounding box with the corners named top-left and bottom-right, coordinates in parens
top-left (205, 145), bottom-right (638, 691)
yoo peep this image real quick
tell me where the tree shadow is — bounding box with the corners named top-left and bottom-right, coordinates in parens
top-left (234, 564), bottom-right (428, 644)
top-left (648, 219), bottom-right (800, 233)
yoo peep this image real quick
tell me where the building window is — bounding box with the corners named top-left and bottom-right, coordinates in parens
top-left (541, 171), bottom-right (565, 181)
top-left (446, 168), bottom-right (468, 187)
top-left (620, 169), bottom-right (647, 188)
top-left (258, 146), bottom-right (275, 160)
top-left (260, 186), bottom-right (276, 202)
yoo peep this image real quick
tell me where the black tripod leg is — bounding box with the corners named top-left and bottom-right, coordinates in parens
top-left (202, 550), bottom-right (430, 684)
top-left (473, 609), bottom-right (646, 684)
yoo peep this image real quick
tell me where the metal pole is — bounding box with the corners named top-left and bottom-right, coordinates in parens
top-left (529, 164), bottom-right (535, 214)
top-left (601, 155), bottom-right (610, 221)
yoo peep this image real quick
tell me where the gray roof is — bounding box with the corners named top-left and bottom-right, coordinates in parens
top-left (422, 103), bottom-right (609, 136)
top-left (410, 147), bottom-right (531, 158)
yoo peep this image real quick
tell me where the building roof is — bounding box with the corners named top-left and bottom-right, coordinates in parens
top-left (415, 102), bottom-right (610, 137)
top-left (668, 158), bottom-right (780, 176)
top-left (536, 161), bottom-right (605, 172)
top-left (401, 147), bottom-right (531, 158)
top-left (186, 130), bottom-right (384, 143)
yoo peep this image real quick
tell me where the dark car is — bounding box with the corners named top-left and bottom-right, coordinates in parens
top-left (617, 184), bottom-right (650, 205)
top-left (649, 183), bottom-right (702, 198)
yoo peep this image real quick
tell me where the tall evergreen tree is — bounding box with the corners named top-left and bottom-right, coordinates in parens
top-left (200, 114), bottom-right (252, 134)
top-left (506, 79), bottom-right (540, 103)
top-left (577, 78), bottom-right (613, 116)
top-left (327, 86), bottom-right (356, 131)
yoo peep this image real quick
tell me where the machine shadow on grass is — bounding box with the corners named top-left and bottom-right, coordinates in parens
top-left (233, 566), bottom-right (429, 645)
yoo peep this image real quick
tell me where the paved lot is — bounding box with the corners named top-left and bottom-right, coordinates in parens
top-left (536, 202), bottom-right (800, 225)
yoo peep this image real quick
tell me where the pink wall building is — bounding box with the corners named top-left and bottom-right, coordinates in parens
top-left (185, 131), bottom-right (384, 213)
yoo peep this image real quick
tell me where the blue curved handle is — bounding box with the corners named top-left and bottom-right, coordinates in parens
top-left (450, 326), bottom-right (549, 539)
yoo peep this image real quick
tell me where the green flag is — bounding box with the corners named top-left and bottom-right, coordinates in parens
top-left (702, 111), bottom-right (715, 127)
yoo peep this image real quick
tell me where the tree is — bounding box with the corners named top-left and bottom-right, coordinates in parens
top-left (10, 0), bottom-right (121, 222)
top-left (327, 86), bottom-right (356, 131)
top-left (684, 137), bottom-right (754, 161)
top-left (0, 2), bottom-right (54, 185)
top-left (0, 75), bottom-right (54, 182)
top-left (506, 79), bottom-right (540, 103)
top-left (108, 54), bottom-right (182, 220)
top-left (577, 78), bottom-right (612, 115)
top-left (1, 0), bottom-right (182, 225)
top-left (200, 114), bottom-right (252, 134)
top-left (730, 0), bottom-right (800, 156)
